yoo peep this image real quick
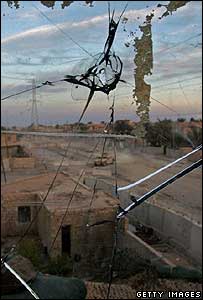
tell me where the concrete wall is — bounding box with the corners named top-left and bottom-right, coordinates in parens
top-left (37, 204), bottom-right (118, 277)
top-left (127, 199), bottom-right (202, 266)
top-left (1, 133), bottom-right (17, 146)
top-left (9, 157), bottom-right (36, 169)
top-left (1, 193), bottom-right (39, 237)
top-left (118, 230), bottom-right (175, 267)
top-left (1, 145), bottom-right (19, 159)
top-left (48, 207), bottom-right (116, 260)
top-left (84, 177), bottom-right (202, 266)
top-left (38, 205), bottom-right (51, 250)
top-left (1, 158), bottom-right (10, 172)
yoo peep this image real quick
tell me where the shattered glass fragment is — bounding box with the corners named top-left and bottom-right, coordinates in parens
top-left (158, 1), bottom-right (191, 19)
top-left (133, 13), bottom-right (154, 138)
top-left (5, 1), bottom-right (94, 9)
top-left (62, 7), bottom-right (126, 122)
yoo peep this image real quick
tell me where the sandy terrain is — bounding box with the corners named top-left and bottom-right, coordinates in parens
top-left (2, 136), bottom-right (202, 224)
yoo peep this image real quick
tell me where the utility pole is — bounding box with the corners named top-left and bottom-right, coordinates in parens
top-left (31, 78), bottom-right (39, 128)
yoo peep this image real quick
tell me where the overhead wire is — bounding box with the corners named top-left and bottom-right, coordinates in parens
top-left (117, 158), bottom-right (202, 219)
top-left (48, 139), bottom-right (101, 254)
top-left (1, 80), bottom-right (62, 101)
top-left (155, 33), bottom-right (202, 55)
top-left (31, 2), bottom-right (93, 58)
top-left (1, 4), bottom-right (202, 292)
top-left (152, 75), bottom-right (202, 90)
top-left (117, 144), bottom-right (202, 192)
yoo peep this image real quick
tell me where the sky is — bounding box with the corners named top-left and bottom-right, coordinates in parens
top-left (1, 1), bottom-right (202, 126)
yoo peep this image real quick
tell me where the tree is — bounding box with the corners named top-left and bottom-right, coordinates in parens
top-left (78, 123), bottom-right (87, 132)
top-left (114, 120), bottom-right (133, 135)
top-left (177, 118), bottom-right (186, 122)
top-left (145, 119), bottom-right (173, 154)
top-left (188, 126), bottom-right (202, 147)
top-left (190, 117), bottom-right (201, 122)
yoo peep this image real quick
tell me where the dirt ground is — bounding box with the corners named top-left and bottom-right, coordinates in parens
top-left (1, 136), bottom-right (202, 299)
top-left (2, 136), bottom-right (202, 224)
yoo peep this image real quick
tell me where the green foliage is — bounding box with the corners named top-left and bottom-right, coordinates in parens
top-left (177, 118), bottom-right (186, 122)
top-left (114, 120), bottom-right (134, 135)
top-left (190, 117), bottom-right (201, 122)
top-left (78, 123), bottom-right (87, 132)
top-left (18, 239), bottom-right (42, 268)
top-left (188, 126), bottom-right (202, 147)
top-left (173, 132), bottom-right (189, 147)
top-left (114, 248), bottom-right (149, 279)
top-left (145, 119), bottom-right (173, 148)
top-left (42, 255), bottom-right (73, 276)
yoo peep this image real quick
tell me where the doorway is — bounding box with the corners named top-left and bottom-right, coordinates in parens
top-left (61, 225), bottom-right (71, 256)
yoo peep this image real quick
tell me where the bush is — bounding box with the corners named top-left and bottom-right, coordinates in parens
top-left (42, 255), bottom-right (73, 276)
top-left (18, 238), bottom-right (42, 268)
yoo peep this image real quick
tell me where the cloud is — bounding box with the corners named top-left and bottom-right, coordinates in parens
top-left (1, 4), bottom-right (162, 47)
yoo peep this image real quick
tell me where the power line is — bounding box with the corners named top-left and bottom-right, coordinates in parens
top-left (1, 79), bottom-right (62, 101)
top-left (1, 75), bottom-right (33, 81)
top-left (152, 75), bottom-right (202, 90)
top-left (117, 145), bottom-right (202, 192)
top-left (32, 2), bottom-right (93, 58)
top-left (155, 33), bottom-right (202, 55)
top-left (48, 139), bottom-right (101, 253)
top-left (117, 158), bottom-right (202, 219)
top-left (155, 81), bottom-right (202, 92)
top-left (178, 81), bottom-right (193, 111)
top-left (31, 78), bottom-right (39, 126)
top-left (150, 96), bottom-right (179, 114)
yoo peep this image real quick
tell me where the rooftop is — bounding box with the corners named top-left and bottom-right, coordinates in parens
top-left (1, 172), bottom-right (118, 211)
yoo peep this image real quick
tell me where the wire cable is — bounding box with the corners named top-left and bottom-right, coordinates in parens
top-left (156, 33), bottom-right (202, 54)
top-left (117, 144), bottom-right (202, 192)
top-left (32, 2), bottom-right (93, 58)
top-left (117, 159), bottom-right (202, 219)
top-left (1, 80), bottom-right (62, 101)
top-left (48, 139), bottom-right (101, 253)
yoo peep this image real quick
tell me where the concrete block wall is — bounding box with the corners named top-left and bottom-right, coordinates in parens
top-left (118, 230), bottom-right (175, 267)
top-left (128, 198), bottom-right (202, 266)
top-left (1, 193), bottom-right (39, 237)
top-left (48, 206), bottom-right (117, 262)
top-left (1, 133), bottom-right (17, 146)
top-left (9, 157), bottom-right (36, 169)
top-left (37, 203), bottom-right (119, 278)
top-left (1, 158), bottom-right (11, 172)
top-left (37, 205), bottom-right (51, 251)
top-left (84, 177), bottom-right (202, 266)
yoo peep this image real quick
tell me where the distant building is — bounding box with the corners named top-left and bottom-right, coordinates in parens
top-left (1, 132), bottom-right (17, 146)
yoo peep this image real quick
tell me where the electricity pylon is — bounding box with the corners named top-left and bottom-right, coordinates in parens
top-left (30, 78), bottom-right (39, 128)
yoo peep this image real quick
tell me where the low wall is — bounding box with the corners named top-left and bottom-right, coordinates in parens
top-left (118, 230), bottom-right (175, 267)
top-left (84, 177), bottom-right (202, 266)
top-left (9, 157), bottom-right (36, 169)
top-left (1, 158), bottom-right (11, 172)
top-left (128, 200), bottom-right (202, 266)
